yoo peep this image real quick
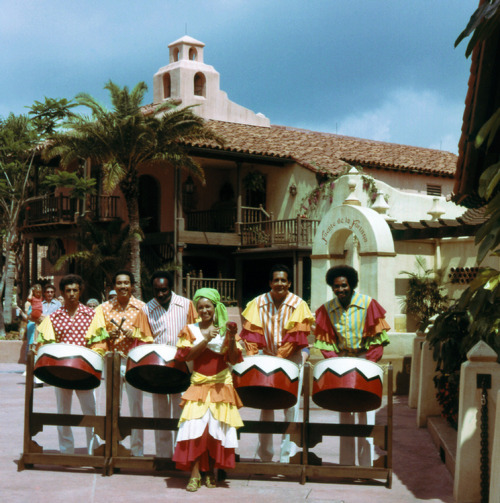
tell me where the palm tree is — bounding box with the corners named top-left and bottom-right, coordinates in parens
top-left (44, 81), bottom-right (223, 294)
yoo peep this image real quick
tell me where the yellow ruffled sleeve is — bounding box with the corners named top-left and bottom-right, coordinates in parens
top-left (284, 300), bottom-right (315, 331)
top-left (36, 316), bottom-right (56, 344)
top-left (241, 299), bottom-right (263, 328)
top-left (176, 325), bottom-right (196, 349)
top-left (85, 305), bottom-right (109, 345)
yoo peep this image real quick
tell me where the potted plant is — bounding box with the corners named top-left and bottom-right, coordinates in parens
top-left (400, 256), bottom-right (449, 332)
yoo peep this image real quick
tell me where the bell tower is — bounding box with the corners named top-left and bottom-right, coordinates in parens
top-left (153, 36), bottom-right (270, 127)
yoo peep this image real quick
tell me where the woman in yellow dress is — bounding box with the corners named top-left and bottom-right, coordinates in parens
top-left (172, 288), bottom-right (244, 491)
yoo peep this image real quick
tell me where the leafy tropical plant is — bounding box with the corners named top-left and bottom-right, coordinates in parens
top-left (426, 3), bottom-right (500, 428)
top-left (43, 81), bottom-right (223, 297)
top-left (54, 219), bottom-right (131, 300)
top-left (0, 98), bottom-right (75, 333)
top-left (400, 256), bottom-right (449, 331)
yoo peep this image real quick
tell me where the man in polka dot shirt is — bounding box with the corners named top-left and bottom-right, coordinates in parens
top-left (36, 274), bottom-right (100, 454)
top-left (86, 270), bottom-right (153, 456)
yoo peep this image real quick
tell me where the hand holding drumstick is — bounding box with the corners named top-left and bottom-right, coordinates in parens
top-left (111, 317), bottom-right (133, 338)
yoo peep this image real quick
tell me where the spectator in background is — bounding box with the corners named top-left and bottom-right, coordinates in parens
top-left (86, 298), bottom-right (100, 310)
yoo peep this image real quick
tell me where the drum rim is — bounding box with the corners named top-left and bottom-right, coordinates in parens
top-left (313, 356), bottom-right (383, 379)
top-left (35, 342), bottom-right (103, 369)
top-left (127, 343), bottom-right (178, 362)
top-left (232, 354), bottom-right (299, 380)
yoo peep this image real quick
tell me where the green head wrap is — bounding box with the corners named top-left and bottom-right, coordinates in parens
top-left (193, 288), bottom-right (228, 335)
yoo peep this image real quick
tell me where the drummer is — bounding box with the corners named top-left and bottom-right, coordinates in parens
top-left (35, 274), bottom-right (100, 455)
top-left (141, 270), bottom-right (197, 458)
top-left (239, 264), bottom-right (314, 463)
top-left (313, 265), bottom-right (390, 466)
top-left (86, 270), bottom-right (153, 456)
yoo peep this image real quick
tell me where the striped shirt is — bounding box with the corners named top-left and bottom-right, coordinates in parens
top-left (325, 291), bottom-right (371, 352)
top-left (143, 293), bottom-right (196, 346)
top-left (252, 292), bottom-right (304, 355)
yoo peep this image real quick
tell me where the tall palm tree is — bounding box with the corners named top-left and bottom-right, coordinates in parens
top-left (44, 81), bottom-right (222, 294)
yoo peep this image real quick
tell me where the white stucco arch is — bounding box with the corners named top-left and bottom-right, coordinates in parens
top-left (311, 204), bottom-right (396, 327)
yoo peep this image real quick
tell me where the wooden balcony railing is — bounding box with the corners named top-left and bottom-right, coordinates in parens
top-left (241, 217), bottom-right (319, 247)
top-left (25, 195), bottom-right (77, 225)
top-left (184, 205), bottom-right (269, 233)
top-left (184, 275), bottom-right (237, 305)
top-left (185, 208), bottom-right (236, 233)
top-left (88, 195), bottom-right (120, 220)
top-left (24, 195), bottom-right (120, 226)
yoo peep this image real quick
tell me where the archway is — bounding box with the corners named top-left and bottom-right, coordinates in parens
top-left (311, 204), bottom-right (396, 326)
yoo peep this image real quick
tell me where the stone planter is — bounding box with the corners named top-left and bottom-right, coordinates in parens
top-left (0, 340), bottom-right (24, 363)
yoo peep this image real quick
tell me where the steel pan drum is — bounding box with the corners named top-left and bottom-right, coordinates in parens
top-left (231, 355), bottom-right (299, 410)
top-left (34, 343), bottom-right (103, 390)
top-left (125, 344), bottom-right (191, 394)
top-left (312, 357), bottom-right (384, 412)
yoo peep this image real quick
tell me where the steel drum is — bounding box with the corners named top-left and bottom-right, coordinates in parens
top-left (312, 357), bottom-right (384, 412)
top-left (125, 344), bottom-right (191, 394)
top-left (34, 343), bottom-right (103, 390)
top-left (231, 355), bottom-right (299, 409)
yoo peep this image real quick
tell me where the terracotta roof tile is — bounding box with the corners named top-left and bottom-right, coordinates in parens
top-left (188, 121), bottom-right (457, 178)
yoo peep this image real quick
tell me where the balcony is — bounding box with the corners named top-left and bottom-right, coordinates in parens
top-left (241, 217), bottom-right (319, 248)
top-left (180, 205), bottom-right (319, 248)
top-left (184, 274), bottom-right (237, 305)
top-left (23, 195), bottom-right (120, 228)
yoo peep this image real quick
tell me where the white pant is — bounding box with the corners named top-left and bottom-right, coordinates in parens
top-left (256, 351), bottom-right (304, 463)
top-left (339, 410), bottom-right (375, 466)
top-left (152, 392), bottom-right (182, 458)
top-left (120, 360), bottom-right (144, 456)
top-left (55, 387), bottom-right (98, 454)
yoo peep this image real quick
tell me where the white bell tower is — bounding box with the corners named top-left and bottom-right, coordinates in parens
top-left (153, 36), bottom-right (270, 127)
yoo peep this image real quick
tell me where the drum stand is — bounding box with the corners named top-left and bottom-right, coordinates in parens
top-left (19, 351), bottom-right (113, 474)
top-left (106, 352), bottom-right (178, 473)
top-left (300, 362), bottom-right (393, 487)
top-left (226, 363), bottom-right (393, 487)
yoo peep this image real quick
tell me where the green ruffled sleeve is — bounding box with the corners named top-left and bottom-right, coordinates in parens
top-left (362, 329), bottom-right (390, 350)
top-left (313, 339), bottom-right (340, 353)
top-left (85, 306), bottom-right (110, 345)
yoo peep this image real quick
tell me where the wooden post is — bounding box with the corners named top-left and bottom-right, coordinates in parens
top-left (454, 341), bottom-right (500, 503)
top-left (236, 162), bottom-right (242, 234)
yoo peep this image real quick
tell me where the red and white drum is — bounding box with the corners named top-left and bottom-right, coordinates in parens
top-left (34, 343), bottom-right (103, 390)
top-left (312, 357), bottom-right (384, 412)
top-left (231, 355), bottom-right (299, 410)
top-left (125, 344), bottom-right (191, 394)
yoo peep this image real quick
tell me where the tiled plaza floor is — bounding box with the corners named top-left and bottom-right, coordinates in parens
top-left (1, 363), bottom-right (454, 502)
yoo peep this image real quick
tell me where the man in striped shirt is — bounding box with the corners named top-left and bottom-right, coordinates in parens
top-left (314, 264), bottom-right (390, 466)
top-left (142, 270), bottom-right (197, 458)
top-left (240, 264), bottom-right (314, 463)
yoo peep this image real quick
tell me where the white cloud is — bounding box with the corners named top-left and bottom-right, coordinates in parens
top-left (335, 88), bottom-right (464, 153)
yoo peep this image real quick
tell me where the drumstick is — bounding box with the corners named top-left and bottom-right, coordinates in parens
top-left (111, 317), bottom-right (126, 335)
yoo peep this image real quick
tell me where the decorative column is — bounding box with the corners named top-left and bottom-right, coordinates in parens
top-left (454, 341), bottom-right (500, 503)
top-left (409, 332), bottom-right (426, 409)
top-left (417, 340), bottom-right (441, 427)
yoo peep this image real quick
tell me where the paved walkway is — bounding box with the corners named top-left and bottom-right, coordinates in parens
top-left (1, 363), bottom-right (454, 502)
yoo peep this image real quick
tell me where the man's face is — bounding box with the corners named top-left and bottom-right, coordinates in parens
top-left (153, 277), bottom-right (172, 306)
top-left (114, 274), bottom-right (133, 300)
top-left (62, 283), bottom-right (80, 305)
top-left (269, 271), bottom-right (291, 298)
top-left (332, 276), bottom-right (352, 305)
top-left (44, 287), bottom-right (56, 302)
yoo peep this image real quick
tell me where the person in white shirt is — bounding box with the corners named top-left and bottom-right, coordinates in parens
top-left (142, 271), bottom-right (197, 457)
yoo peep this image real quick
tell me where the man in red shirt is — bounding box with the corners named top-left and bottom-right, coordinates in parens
top-left (36, 274), bottom-right (99, 454)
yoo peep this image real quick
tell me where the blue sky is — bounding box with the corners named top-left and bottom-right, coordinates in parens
top-left (0, 0), bottom-right (478, 153)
